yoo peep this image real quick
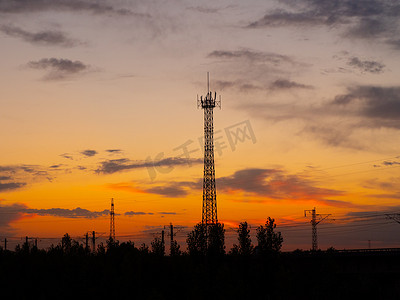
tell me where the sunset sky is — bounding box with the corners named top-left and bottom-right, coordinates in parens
top-left (1, 0), bottom-right (400, 251)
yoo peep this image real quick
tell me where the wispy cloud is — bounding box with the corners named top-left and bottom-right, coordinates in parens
top-left (208, 49), bottom-right (299, 66)
top-left (0, 0), bottom-right (145, 17)
top-left (27, 58), bottom-right (90, 80)
top-left (331, 85), bottom-right (400, 128)
top-left (125, 211), bottom-right (154, 216)
top-left (0, 201), bottom-right (110, 235)
top-left (217, 168), bottom-right (344, 201)
top-left (25, 207), bottom-right (110, 218)
top-left (269, 79), bottom-right (313, 90)
top-left (81, 149), bottom-right (97, 157)
top-left (96, 157), bottom-right (202, 174)
top-left (107, 181), bottom-right (195, 198)
top-left (0, 24), bottom-right (80, 47)
top-left (247, 0), bottom-right (400, 48)
top-left (347, 57), bottom-right (385, 74)
top-left (0, 182), bottom-right (26, 192)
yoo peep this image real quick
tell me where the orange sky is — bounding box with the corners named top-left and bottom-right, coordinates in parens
top-left (1, 0), bottom-right (400, 251)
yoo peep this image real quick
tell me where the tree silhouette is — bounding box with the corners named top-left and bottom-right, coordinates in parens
top-left (106, 237), bottom-right (119, 252)
top-left (207, 222), bottom-right (225, 256)
top-left (256, 217), bottom-right (283, 254)
top-left (186, 223), bottom-right (207, 256)
top-left (61, 233), bottom-right (72, 253)
top-left (233, 221), bottom-right (253, 255)
top-left (170, 240), bottom-right (181, 256)
top-left (139, 243), bottom-right (149, 254)
top-left (151, 237), bottom-right (165, 256)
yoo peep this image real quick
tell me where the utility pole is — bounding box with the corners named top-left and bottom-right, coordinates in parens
top-left (92, 231), bottom-right (96, 253)
top-left (85, 232), bottom-right (89, 251)
top-left (197, 72), bottom-right (221, 228)
top-left (109, 198), bottom-right (115, 242)
top-left (304, 207), bottom-right (331, 251)
top-left (170, 223), bottom-right (174, 246)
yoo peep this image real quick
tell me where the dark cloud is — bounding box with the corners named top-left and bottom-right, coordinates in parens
top-left (49, 164), bottom-right (62, 168)
top-left (382, 161), bottom-right (400, 166)
top-left (145, 185), bottom-right (188, 197)
top-left (247, 0), bottom-right (400, 47)
top-left (331, 86), bottom-right (400, 128)
top-left (387, 38), bottom-right (400, 49)
top-left (125, 211), bottom-right (154, 216)
top-left (217, 168), bottom-right (343, 202)
top-left (158, 212), bottom-right (176, 215)
top-left (60, 153), bottom-right (73, 160)
top-left (244, 84), bottom-right (400, 149)
top-left (106, 149), bottom-right (122, 153)
top-left (0, 163), bottom-right (68, 188)
top-left (81, 149), bottom-right (97, 157)
top-left (186, 6), bottom-right (220, 14)
top-left (27, 58), bottom-right (90, 80)
top-left (0, 182), bottom-right (26, 192)
top-left (213, 80), bottom-right (263, 92)
top-left (0, 201), bottom-right (110, 235)
top-left (24, 207), bottom-right (110, 218)
top-left (0, 202), bottom-right (27, 234)
top-left (0, 0), bottom-right (142, 17)
top-left (0, 24), bottom-right (79, 47)
top-left (208, 49), bottom-right (297, 66)
top-left (347, 57), bottom-right (385, 74)
top-left (269, 79), bottom-right (313, 90)
top-left (248, 9), bottom-right (328, 28)
top-left (96, 157), bottom-right (202, 174)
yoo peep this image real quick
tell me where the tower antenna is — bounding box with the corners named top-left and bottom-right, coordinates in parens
top-left (197, 73), bottom-right (221, 228)
top-left (110, 198), bottom-right (115, 242)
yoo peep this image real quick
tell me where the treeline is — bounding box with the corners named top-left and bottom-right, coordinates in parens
top-left (2, 218), bottom-right (400, 299)
top-left (0, 218), bottom-right (283, 257)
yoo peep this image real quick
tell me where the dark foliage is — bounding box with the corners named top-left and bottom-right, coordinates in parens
top-left (186, 223), bottom-right (207, 256)
top-left (231, 221), bottom-right (253, 255)
top-left (207, 222), bottom-right (225, 256)
top-left (2, 244), bottom-right (400, 299)
top-left (256, 217), bottom-right (283, 254)
top-left (151, 237), bottom-right (165, 256)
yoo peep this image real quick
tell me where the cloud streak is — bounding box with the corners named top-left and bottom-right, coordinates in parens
top-left (27, 58), bottom-right (90, 80)
top-left (0, 0), bottom-right (143, 17)
top-left (347, 57), bottom-right (385, 74)
top-left (96, 157), bottom-right (202, 174)
top-left (0, 24), bottom-right (79, 47)
top-left (81, 149), bottom-right (97, 157)
top-left (217, 168), bottom-right (343, 201)
top-left (247, 0), bottom-right (400, 48)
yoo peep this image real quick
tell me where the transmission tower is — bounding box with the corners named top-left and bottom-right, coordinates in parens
top-left (304, 207), bottom-right (331, 251)
top-left (197, 73), bottom-right (221, 226)
top-left (109, 198), bottom-right (115, 241)
top-left (386, 214), bottom-right (400, 224)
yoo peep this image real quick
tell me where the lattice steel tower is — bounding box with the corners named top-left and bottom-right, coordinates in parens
top-left (197, 73), bottom-right (221, 225)
top-left (304, 207), bottom-right (330, 251)
top-left (109, 198), bottom-right (115, 241)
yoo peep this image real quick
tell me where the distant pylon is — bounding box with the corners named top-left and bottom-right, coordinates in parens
top-left (109, 198), bottom-right (115, 241)
top-left (304, 207), bottom-right (331, 251)
top-left (197, 72), bottom-right (221, 226)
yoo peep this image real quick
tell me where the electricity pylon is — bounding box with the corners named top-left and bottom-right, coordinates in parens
top-left (304, 207), bottom-right (331, 251)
